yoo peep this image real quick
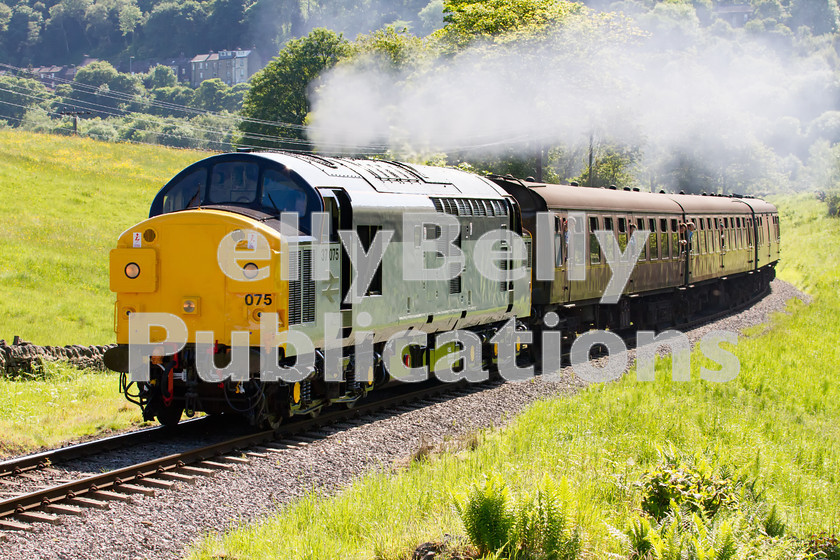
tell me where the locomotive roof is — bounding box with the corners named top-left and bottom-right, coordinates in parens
top-left (254, 152), bottom-right (508, 200)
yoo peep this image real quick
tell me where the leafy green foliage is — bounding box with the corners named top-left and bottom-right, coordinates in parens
top-left (455, 472), bottom-right (514, 555)
top-left (0, 74), bottom-right (51, 125)
top-left (824, 190), bottom-right (840, 217)
top-left (638, 450), bottom-right (742, 521)
top-left (239, 28), bottom-right (349, 149)
top-left (455, 473), bottom-right (582, 559)
top-left (435, 0), bottom-right (581, 49)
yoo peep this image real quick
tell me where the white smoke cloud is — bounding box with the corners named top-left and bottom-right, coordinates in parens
top-left (306, 9), bottom-right (836, 189)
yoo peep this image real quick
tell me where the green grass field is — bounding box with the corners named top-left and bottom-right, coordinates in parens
top-left (0, 129), bottom-right (202, 345)
top-left (0, 361), bottom-right (142, 457)
top-left (0, 131), bottom-right (204, 454)
top-left (188, 195), bottom-right (840, 559)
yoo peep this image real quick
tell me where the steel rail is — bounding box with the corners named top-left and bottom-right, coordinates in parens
top-left (0, 416), bottom-right (215, 478)
top-left (0, 380), bottom-right (463, 520)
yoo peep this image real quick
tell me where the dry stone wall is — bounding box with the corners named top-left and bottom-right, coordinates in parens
top-left (0, 336), bottom-right (115, 375)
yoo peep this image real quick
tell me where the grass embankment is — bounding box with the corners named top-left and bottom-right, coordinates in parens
top-left (0, 361), bottom-right (140, 457)
top-left (188, 195), bottom-right (840, 559)
top-left (0, 130), bottom-right (203, 455)
top-left (0, 129), bottom-right (202, 345)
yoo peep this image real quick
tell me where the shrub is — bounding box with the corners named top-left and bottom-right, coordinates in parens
top-left (826, 190), bottom-right (840, 217)
top-left (455, 472), bottom-right (514, 556)
top-left (455, 474), bottom-right (582, 559)
top-left (638, 450), bottom-right (740, 520)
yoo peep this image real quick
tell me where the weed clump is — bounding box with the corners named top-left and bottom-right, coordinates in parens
top-left (454, 473), bottom-right (582, 559)
top-left (618, 448), bottom-right (820, 559)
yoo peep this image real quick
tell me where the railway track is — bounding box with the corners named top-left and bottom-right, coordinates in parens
top-left (0, 416), bottom-right (218, 479)
top-left (0, 283), bottom-right (771, 531)
top-left (0, 379), bottom-right (485, 530)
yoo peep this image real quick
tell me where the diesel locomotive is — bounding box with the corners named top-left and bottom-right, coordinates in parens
top-left (104, 152), bottom-right (780, 427)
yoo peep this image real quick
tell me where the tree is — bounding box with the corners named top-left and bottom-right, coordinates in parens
top-left (144, 64), bottom-right (177, 89)
top-left (141, 1), bottom-right (208, 57)
top-left (0, 74), bottom-right (53, 125)
top-left (191, 78), bottom-right (230, 112)
top-left (433, 0), bottom-right (581, 50)
top-left (206, 0), bottom-right (250, 50)
top-left (149, 85), bottom-right (195, 116)
top-left (349, 26), bottom-right (426, 73)
top-left (789, 0), bottom-right (839, 35)
top-left (239, 28), bottom-right (350, 150)
top-left (63, 60), bottom-right (142, 117)
top-left (4, 4), bottom-right (43, 62)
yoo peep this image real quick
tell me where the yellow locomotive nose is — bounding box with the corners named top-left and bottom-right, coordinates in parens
top-left (111, 209), bottom-right (287, 348)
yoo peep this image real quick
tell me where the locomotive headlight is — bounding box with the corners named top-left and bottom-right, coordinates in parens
top-left (242, 262), bottom-right (259, 279)
top-left (125, 262), bottom-right (141, 279)
top-left (182, 298), bottom-right (200, 315)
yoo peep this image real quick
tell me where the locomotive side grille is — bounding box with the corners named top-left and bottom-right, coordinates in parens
top-left (500, 258), bottom-right (510, 292)
top-left (449, 230), bottom-right (462, 295)
top-left (301, 249), bottom-right (315, 323)
top-left (455, 198), bottom-right (467, 216)
top-left (288, 249), bottom-right (315, 325)
top-left (288, 251), bottom-right (301, 325)
top-left (431, 197), bottom-right (505, 217)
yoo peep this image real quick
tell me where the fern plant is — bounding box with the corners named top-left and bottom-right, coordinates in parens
top-left (456, 474), bottom-right (582, 560)
top-left (454, 472), bottom-right (514, 556)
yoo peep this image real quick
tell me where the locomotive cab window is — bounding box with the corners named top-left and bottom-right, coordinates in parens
top-left (208, 162), bottom-right (259, 205)
top-left (162, 168), bottom-right (206, 213)
top-left (262, 170), bottom-right (309, 217)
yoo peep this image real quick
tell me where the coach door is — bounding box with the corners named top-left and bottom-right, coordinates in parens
top-left (551, 211), bottom-right (570, 305)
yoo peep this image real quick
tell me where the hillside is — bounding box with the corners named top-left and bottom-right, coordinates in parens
top-left (0, 129), bottom-right (203, 345)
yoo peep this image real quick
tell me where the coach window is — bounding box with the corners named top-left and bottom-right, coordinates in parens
top-left (670, 218), bottom-right (679, 258)
top-left (660, 218), bottom-right (669, 259)
top-left (648, 218), bottom-right (658, 259)
top-left (589, 216), bottom-right (601, 265)
top-left (617, 217), bottom-right (627, 251)
top-left (697, 219), bottom-right (705, 254)
top-left (747, 218), bottom-right (753, 247)
top-left (162, 168), bottom-right (207, 213)
top-left (636, 218), bottom-right (647, 259)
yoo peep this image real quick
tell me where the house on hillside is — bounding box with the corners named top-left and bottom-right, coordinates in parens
top-left (29, 57), bottom-right (98, 89)
top-left (190, 49), bottom-right (262, 87)
top-left (715, 4), bottom-right (754, 27)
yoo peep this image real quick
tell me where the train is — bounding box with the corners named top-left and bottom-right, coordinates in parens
top-left (103, 152), bottom-right (780, 427)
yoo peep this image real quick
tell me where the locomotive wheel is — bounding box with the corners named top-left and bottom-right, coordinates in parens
top-left (156, 403), bottom-right (184, 427)
top-left (264, 413), bottom-right (284, 431)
